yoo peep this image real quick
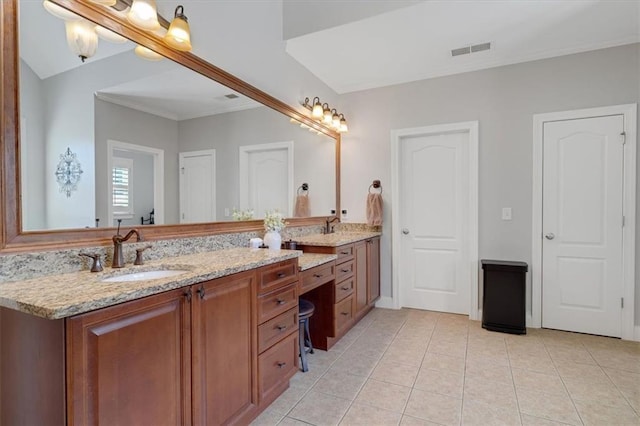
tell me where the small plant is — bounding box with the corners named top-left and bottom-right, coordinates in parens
top-left (232, 208), bottom-right (254, 221)
top-left (263, 210), bottom-right (286, 232)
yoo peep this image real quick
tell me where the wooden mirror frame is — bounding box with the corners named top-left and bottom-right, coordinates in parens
top-left (0, 0), bottom-right (341, 254)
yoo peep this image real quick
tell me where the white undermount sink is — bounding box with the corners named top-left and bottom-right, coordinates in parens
top-left (101, 270), bottom-right (189, 283)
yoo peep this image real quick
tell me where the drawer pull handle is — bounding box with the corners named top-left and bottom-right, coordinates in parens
top-left (277, 272), bottom-right (286, 278)
top-left (340, 251), bottom-right (349, 255)
top-left (341, 312), bottom-right (349, 316)
top-left (340, 269), bottom-right (349, 273)
top-left (276, 298), bottom-right (287, 305)
top-left (277, 362), bottom-right (287, 369)
top-left (341, 286), bottom-right (350, 291)
top-left (276, 325), bottom-right (287, 331)
top-left (313, 274), bottom-right (322, 278)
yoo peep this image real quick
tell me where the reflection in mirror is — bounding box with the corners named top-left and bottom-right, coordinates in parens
top-left (18, 0), bottom-right (335, 231)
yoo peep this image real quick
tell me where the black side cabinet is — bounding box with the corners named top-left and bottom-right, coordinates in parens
top-left (481, 260), bottom-right (528, 335)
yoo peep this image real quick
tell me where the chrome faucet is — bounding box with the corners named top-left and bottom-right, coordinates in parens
top-left (325, 216), bottom-right (339, 234)
top-left (112, 221), bottom-right (143, 268)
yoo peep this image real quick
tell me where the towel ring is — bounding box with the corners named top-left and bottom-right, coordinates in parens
top-left (369, 179), bottom-right (382, 194)
top-left (297, 183), bottom-right (309, 195)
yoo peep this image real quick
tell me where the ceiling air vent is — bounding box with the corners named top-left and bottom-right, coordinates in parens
top-left (224, 93), bottom-right (239, 99)
top-left (451, 42), bottom-right (491, 57)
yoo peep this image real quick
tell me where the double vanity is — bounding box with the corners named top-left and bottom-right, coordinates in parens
top-left (0, 231), bottom-right (380, 425)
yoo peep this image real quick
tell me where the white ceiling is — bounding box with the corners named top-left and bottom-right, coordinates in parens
top-left (285, 0), bottom-right (640, 94)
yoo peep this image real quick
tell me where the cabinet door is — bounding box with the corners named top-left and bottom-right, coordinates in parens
top-left (354, 241), bottom-right (368, 313)
top-left (67, 288), bottom-right (191, 426)
top-left (192, 270), bottom-right (258, 426)
top-left (367, 238), bottom-right (381, 304)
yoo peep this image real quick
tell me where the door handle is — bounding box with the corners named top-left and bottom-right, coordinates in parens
top-left (402, 228), bottom-right (410, 235)
top-left (545, 233), bottom-right (555, 240)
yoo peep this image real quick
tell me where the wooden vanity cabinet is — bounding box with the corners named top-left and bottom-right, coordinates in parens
top-left (367, 237), bottom-right (381, 304)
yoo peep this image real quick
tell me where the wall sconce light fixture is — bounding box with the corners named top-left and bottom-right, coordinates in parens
top-left (302, 97), bottom-right (349, 133)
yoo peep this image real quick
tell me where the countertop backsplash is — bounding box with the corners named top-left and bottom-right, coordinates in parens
top-left (0, 224), bottom-right (327, 284)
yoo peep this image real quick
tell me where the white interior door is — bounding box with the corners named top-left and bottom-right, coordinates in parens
top-left (179, 150), bottom-right (216, 224)
top-left (400, 131), bottom-right (470, 314)
top-left (239, 142), bottom-right (293, 218)
top-left (542, 115), bottom-right (624, 337)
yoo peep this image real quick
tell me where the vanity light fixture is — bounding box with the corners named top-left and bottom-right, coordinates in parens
top-left (127, 0), bottom-right (160, 30)
top-left (302, 97), bottom-right (348, 133)
top-left (164, 5), bottom-right (192, 51)
top-left (65, 20), bottom-right (99, 62)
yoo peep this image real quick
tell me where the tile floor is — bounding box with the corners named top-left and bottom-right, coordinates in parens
top-left (251, 308), bottom-right (640, 426)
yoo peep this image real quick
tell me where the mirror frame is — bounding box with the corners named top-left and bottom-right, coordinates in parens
top-left (0, 0), bottom-right (341, 253)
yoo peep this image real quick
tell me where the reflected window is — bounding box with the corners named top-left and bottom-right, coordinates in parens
top-left (112, 157), bottom-right (133, 218)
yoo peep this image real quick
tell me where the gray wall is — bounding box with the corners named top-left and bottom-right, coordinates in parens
top-left (178, 106), bottom-right (336, 220)
top-left (94, 99), bottom-right (179, 226)
top-left (18, 60), bottom-right (46, 230)
top-left (338, 43), bottom-right (640, 325)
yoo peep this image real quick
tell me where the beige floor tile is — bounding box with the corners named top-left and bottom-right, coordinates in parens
top-left (554, 361), bottom-right (610, 383)
top-left (516, 388), bottom-right (581, 425)
top-left (422, 352), bottom-right (465, 374)
top-left (511, 368), bottom-right (567, 396)
top-left (563, 376), bottom-right (630, 408)
top-left (288, 390), bottom-right (351, 426)
top-left (520, 413), bottom-right (572, 425)
top-left (603, 367), bottom-right (640, 392)
top-left (354, 379), bottom-right (411, 413)
top-left (370, 359), bottom-right (419, 387)
top-left (463, 376), bottom-right (518, 411)
top-left (267, 384), bottom-right (309, 415)
top-left (574, 400), bottom-right (640, 426)
top-left (278, 417), bottom-right (311, 426)
top-left (509, 354), bottom-right (557, 375)
top-left (461, 399), bottom-right (521, 426)
top-left (427, 340), bottom-right (467, 358)
top-left (250, 407), bottom-right (284, 426)
top-left (288, 368), bottom-right (324, 390)
top-left (341, 343), bottom-right (388, 361)
top-left (399, 415), bottom-right (442, 425)
top-left (466, 351), bottom-right (510, 367)
top-left (382, 345), bottom-right (426, 367)
top-left (312, 370), bottom-right (367, 400)
top-left (414, 367), bottom-right (464, 398)
top-left (339, 402), bottom-right (402, 425)
top-left (545, 344), bottom-right (596, 365)
top-left (404, 388), bottom-right (462, 426)
top-left (329, 353), bottom-right (380, 377)
top-left (465, 359), bottom-right (513, 383)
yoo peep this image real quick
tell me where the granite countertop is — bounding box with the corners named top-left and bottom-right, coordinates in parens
top-left (298, 253), bottom-right (338, 271)
top-left (293, 232), bottom-right (381, 247)
top-left (0, 248), bottom-right (301, 320)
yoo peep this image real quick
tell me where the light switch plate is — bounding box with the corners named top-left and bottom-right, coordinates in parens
top-left (502, 207), bottom-right (512, 221)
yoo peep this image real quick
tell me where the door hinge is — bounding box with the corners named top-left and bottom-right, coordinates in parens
top-left (621, 297), bottom-right (624, 308)
top-left (620, 132), bottom-right (626, 145)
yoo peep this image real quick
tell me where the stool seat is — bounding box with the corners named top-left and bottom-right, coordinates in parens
top-left (299, 299), bottom-right (315, 318)
top-left (298, 298), bottom-right (315, 372)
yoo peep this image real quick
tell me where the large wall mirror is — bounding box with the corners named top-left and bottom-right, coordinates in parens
top-left (1, 0), bottom-right (340, 253)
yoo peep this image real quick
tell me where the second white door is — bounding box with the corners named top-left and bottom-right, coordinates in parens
top-left (399, 130), bottom-right (472, 314)
top-left (179, 150), bottom-right (216, 224)
top-left (542, 115), bottom-right (624, 337)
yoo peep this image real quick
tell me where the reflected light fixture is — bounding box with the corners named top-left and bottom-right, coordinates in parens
top-left (43, 0), bottom-right (81, 21)
top-left (96, 25), bottom-right (128, 43)
top-left (301, 97), bottom-right (348, 133)
top-left (65, 20), bottom-right (98, 63)
top-left (134, 45), bottom-right (164, 61)
top-left (128, 0), bottom-right (160, 30)
top-left (164, 5), bottom-right (192, 51)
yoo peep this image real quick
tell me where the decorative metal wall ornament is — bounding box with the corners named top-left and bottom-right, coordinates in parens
top-left (55, 147), bottom-right (83, 197)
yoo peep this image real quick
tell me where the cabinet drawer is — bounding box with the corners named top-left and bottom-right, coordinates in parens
top-left (335, 260), bottom-right (354, 282)
top-left (300, 263), bottom-right (335, 294)
top-left (257, 284), bottom-right (298, 324)
top-left (258, 332), bottom-right (298, 402)
top-left (258, 308), bottom-right (297, 353)
top-left (335, 244), bottom-right (354, 264)
top-left (334, 295), bottom-right (354, 334)
top-left (259, 259), bottom-right (298, 294)
top-left (334, 277), bottom-right (354, 303)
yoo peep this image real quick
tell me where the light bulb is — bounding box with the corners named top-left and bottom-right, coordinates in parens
top-left (331, 110), bottom-right (340, 129)
top-left (134, 45), bottom-right (164, 61)
top-left (164, 6), bottom-right (192, 51)
top-left (128, 0), bottom-right (160, 30)
top-left (65, 20), bottom-right (98, 63)
top-left (322, 106), bottom-right (332, 124)
top-left (338, 115), bottom-right (348, 133)
top-left (311, 98), bottom-right (323, 118)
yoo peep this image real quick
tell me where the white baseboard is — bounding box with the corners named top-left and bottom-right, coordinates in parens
top-left (375, 296), bottom-right (396, 309)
